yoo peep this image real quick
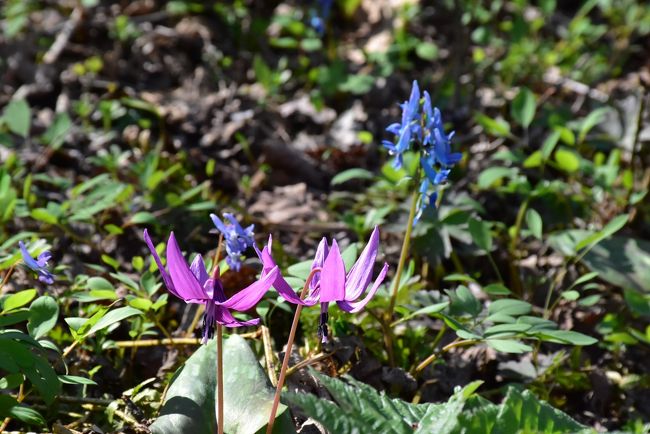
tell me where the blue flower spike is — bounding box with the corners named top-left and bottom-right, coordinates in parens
top-left (210, 213), bottom-right (256, 272)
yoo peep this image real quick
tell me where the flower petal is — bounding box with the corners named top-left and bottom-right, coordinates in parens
top-left (166, 232), bottom-right (210, 302)
top-left (36, 251), bottom-right (52, 267)
top-left (19, 241), bottom-right (41, 271)
top-left (344, 226), bottom-right (380, 300)
top-left (219, 266), bottom-right (278, 311)
top-left (337, 262), bottom-right (388, 313)
top-left (215, 305), bottom-right (260, 327)
top-left (190, 254), bottom-right (210, 287)
top-left (257, 238), bottom-right (317, 306)
top-left (143, 230), bottom-right (180, 299)
top-left (319, 240), bottom-right (346, 302)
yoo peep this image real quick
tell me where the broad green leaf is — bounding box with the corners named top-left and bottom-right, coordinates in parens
top-left (2, 289), bottom-right (38, 313)
top-left (41, 113), bottom-right (71, 149)
top-left (416, 41), bottom-right (439, 60)
top-left (393, 302), bottom-right (449, 325)
top-left (484, 324), bottom-right (532, 337)
top-left (523, 150), bottom-right (543, 168)
top-left (511, 87), bottom-right (536, 128)
top-left (3, 99), bottom-right (31, 137)
top-left (128, 211), bottom-right (157, 225)
top-left (578, 107), bottom-right (610, 144)
top-left (475, 114), bottom-right (512, 138)
top-left (30, 208), bottom-right (59, 225)
top-left (151, 335), bottom-right (294, 434)
top-left (28, 296), bottom-right (59, 339)
top-left (331, 168), bottom-right (374, 185)
top-left (525, 208), bottom-right (543, 239)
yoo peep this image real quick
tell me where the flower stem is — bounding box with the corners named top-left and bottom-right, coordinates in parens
top-left (266, 268), bottom-right (321, 434)
top-left (0, 263), bottom-right (17, 290)
top-left (216, 324), bottom-right (224, 434)
top-left (414, 339), bottom-right (478, 374)
top-left (385, 188), bottom-right (419, 366)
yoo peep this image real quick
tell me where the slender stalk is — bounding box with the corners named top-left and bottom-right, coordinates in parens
top-left (216, 324), bottom-right (224, 434)
top-left (414, 339), bottom-right (478, 374)
top-left (0, 263), bottom-right (17, 290)
top-left (508, 197), bottom-right (530, 296)
top-left (266, 268), bottom-right (321, 434)
top-left (384, 188), bottom-right (420, 366)
top-left (261, 325), bottom-right (278, 386)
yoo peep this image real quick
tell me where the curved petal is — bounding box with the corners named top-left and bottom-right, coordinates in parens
top-left (219, 266), bottom-right (278, 311)
top-left (143, 230), bottom-right (179, 298)
top-left (215, 306), bottom-right (261, 328)
top-left (337, 262), bottom-right (388, 313)
top-left (166, 232), bottom-right (210, 302)
top-left (310, 237), bottom-right (329, 290)
top-left (19, 241), bottom-right (41, 270)
top-left (36, 251), bottom-right (52, 267)
top-left (319, 240), bottom-right (346, 302)
top-left (190, 254), bottom-right (210, 287)
top-left (344, 226), bottom-right (379, 300)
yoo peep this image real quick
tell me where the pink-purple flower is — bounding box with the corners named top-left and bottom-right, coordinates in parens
top-left (255, 226), bottom-right (389, 342)
top-left (144, 229), bottom-right (279, 343)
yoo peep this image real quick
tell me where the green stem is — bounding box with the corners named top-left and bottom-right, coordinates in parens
top-left (266, 268), bottom-right (321, 434)
top-left (385, 188), bottom-right (420, 367)
top-left (508, 197), bottom-right (530, 296)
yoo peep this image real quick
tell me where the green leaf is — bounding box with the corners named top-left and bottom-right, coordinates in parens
top-left (83, 306), bottom-right (143, 338)
top-left (554, 148), bottom-right (580, 173)
top-left (483, 283), bottom-right (511, 296)
top-left (0, 395), bottom-right (45, 426)
top-left (2, 289), bottom-right (38, 313)
top-left (525, 208), bottom-right (543, 239)
top-left (28, 296), bottom-right (59, 339)
top-left (41, 113), bottom-right (71, 149)
top-left (30, 208), bottom-right (59, 225)
top-left (511, 87), bottom-right (536, 128)
top-left (468, 218), bottom-right (492, 252)
top-left (59, 375), bottom-right (97, 385)
top-left (474, 113), bottom-right (512, 138)
top-left (578, 107), bottom-right (610, 144)
top-left (486, 339), bottom-right (533, 353)
top-left (523, 150), bottom-right (543, 168)
top-left (488, 299), bottom-right (531, 316)
top-left (331, 168), bottom-right (374, 185)
top-left (477, 167), bottom-right (517, 189)
top-left (574, 214), bottom-right (628, 252)
top-left (536, 330), bottom-right (597, 345)
top-left (3, 99), bottom-right (31, 137)
top-left (86, 277), bottom-right (115, 291)
top-left (393, 302), bottom-right (449, 325)
top-left (416, 41), bottom-right (439, 60)
top-left (129, 211), bottom-right (157, 225)
top-left (151, 335), bottom-right (294, 434)
top-left (285, 371), bottom-right (476, 434)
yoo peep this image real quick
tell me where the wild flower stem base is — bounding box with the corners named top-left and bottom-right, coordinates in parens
top-left (217, 324), bottom-right (224, 434)
top-left (266, 268), bottom-right (321, 434)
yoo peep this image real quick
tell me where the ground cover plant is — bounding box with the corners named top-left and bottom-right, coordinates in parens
top-left (1, 0), bottom-right (649, 433)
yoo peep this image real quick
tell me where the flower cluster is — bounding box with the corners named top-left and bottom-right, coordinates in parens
top-left (210, 213), bottom-right (255, 272)
top-left (145, 215), bottom-right (387, 344)
top-left (382, 80), bottom-right (462, 223)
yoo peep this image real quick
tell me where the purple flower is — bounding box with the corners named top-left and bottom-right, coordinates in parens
top-left (144, 229), bottom-right (278, 343)
top-left (256, 227), bottom-right (389, 342)
top-left (383, 81), bottom-right (421, 169)
top-left (19, 241), bottom-right (54, 284)
top-left (210, 213), bottom-right (256, 272)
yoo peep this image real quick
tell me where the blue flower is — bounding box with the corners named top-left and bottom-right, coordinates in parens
top-left (383, 80), bottom-right (421, 169)
top-left (210, 213), bottom-right (256, 272)
top-left (422, 93), bottom-right (461, 167)
top-left (310, 0), bottom-right (333, 35)
top-left (19, 241), bottom-right (55, 284)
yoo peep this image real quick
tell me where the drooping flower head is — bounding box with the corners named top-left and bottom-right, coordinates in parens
top-left (255, 226), bottom-right (389, 343)
top-left (144, 229), bottom-right (278, 343)
top-left (19, 241), bottom-right (55, 284)
top-left (210, 213), bottom-right (256, 272)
